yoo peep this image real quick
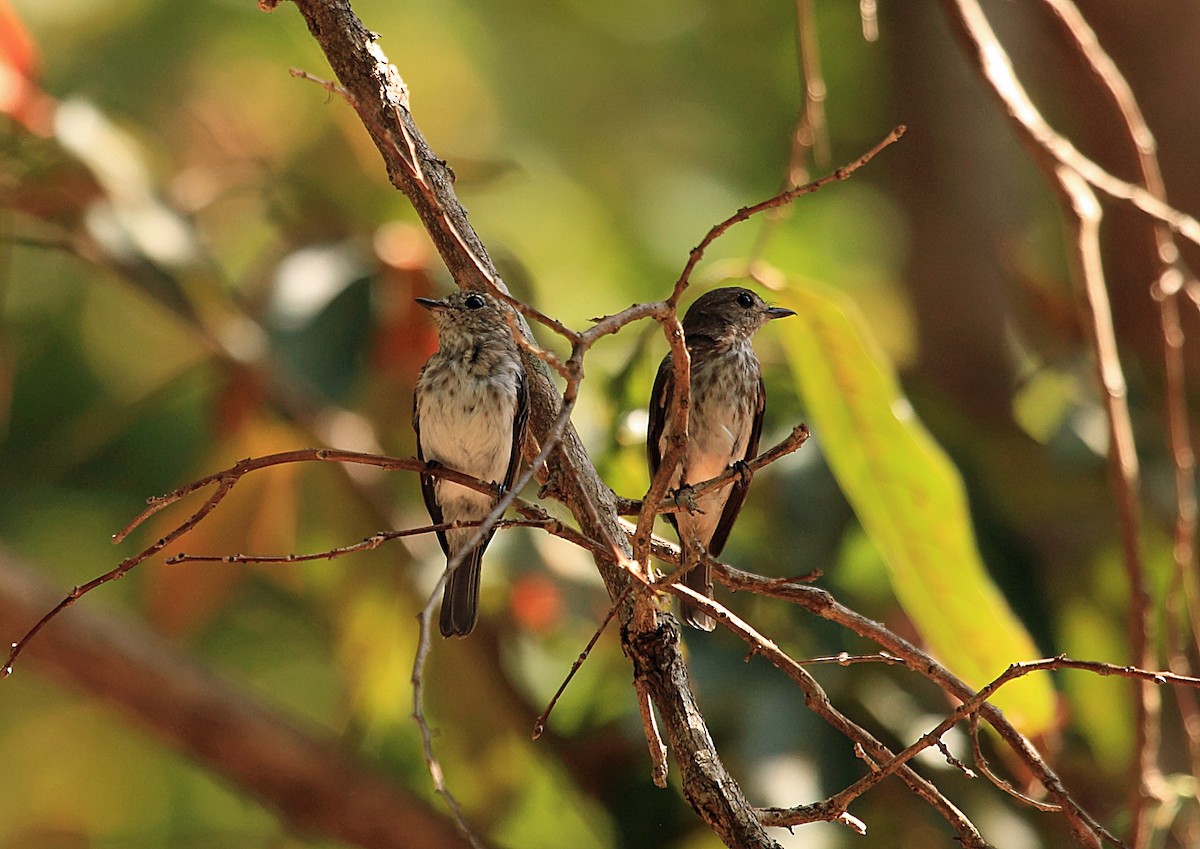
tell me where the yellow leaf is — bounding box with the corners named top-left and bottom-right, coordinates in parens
top-left (777, 279), bottom-right (1056, 734)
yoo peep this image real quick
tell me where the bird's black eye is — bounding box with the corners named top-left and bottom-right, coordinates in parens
top-left (464, 294), bottom-right (485, 310)
top-left (736, 292), bottom-right (754, 309)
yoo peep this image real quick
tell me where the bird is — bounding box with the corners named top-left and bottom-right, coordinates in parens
top-left (413, 290), bottom-right (529, 637)
top-left (647, 286), bottom-right (795, 630)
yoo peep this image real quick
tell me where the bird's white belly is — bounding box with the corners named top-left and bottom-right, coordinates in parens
top-left (419, 378), bottom-right (517, 524)
top-left (659, 356), bottom-right (754, 545)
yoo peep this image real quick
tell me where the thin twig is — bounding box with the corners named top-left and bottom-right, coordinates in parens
top-left (793, 0), bottom-right (831, 172)
top-left (633, 126), bottom-right (904, 579)
top-left (532, 586), bottom-right (630, 740)
top-left (113, 449), bottom-right (463, 544)
top-left (1057, 164), bottom-right (1157, 844)
top-left (943, 1), bottom-right (1200, 249)
top-left (167, 518), bottom-right (562, 566)
top-left (673, 125), bottom-right (906, 299)
top-left (0, 550), bottom-right (478, 849)
top-left (634, 676), bottom-right (669, 789)
top-left (718, 565), bottom-right (1111, 847)
top-left (2, 477), bottom-right (234, 679)
top-left (744, 0), bottom-right (831, 268)
top-left (1037, 4), bottom-right (1195, 839)
top-left (409, 556), bottom-right (481, 848)
top-left (666, 584), bottom-right (989, 846)
top-left (939, 4), bottom-right (1178, 844)
top-left (968, 714), bottom-right (1060, 813)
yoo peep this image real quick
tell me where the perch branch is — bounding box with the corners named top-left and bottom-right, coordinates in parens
top-left (262, 3), bottom-right (789, 844)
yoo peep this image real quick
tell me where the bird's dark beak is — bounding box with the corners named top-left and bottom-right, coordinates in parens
top-left (415, 297), bottom-right (446, 311)
top-left (766, 305), bottom-right (796, 320)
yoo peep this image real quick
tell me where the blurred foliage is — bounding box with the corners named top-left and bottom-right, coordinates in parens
top-left (2, 1), bottom-right (1199, 848)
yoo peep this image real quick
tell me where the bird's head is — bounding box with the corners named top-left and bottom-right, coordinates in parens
top-left (416, 290), bottom-right (514, 341)
top-left (680, 286), bottom-right (795, 344)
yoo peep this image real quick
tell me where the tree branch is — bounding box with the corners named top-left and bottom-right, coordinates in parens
top-left (717, 566), bottom-right (1109, 847)
top-left (262, 1), bottom-right (781, 845)
top-left (938, 2), bottom-right (1179, 843)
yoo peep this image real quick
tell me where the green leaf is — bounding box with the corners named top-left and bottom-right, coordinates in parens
top-left (776, 279), bottom-right (1056, 734)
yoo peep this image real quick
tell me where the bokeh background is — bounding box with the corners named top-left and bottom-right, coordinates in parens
top-left (1, 1), bottom-right (1199, 847)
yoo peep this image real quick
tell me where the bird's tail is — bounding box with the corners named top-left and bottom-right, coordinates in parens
top-left (680, 561), bottom-right (715, 632)
top-left (440, 545), bottom-right (484, 637)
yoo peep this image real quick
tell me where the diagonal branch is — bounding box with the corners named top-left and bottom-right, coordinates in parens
top-left (718, 565), bottom-right (1109, 847)
top-left (262, 2), bottom-right (780, 846)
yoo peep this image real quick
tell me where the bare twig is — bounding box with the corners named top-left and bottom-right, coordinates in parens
top-left (717, 566), bottom-right (1108, 847)
top-left (631, 125), bottom-right (903, 571)
top-left (1039, 0), bottom-right (1200, 805)
top-left (939, 4), bottom-right (1176, 843)
top-left (674, 125), bottom-right (906, 301)
top-left (793, 0), bottom-right (830, 175)
top-left (1057, 164), bottom-right (1158, 844)
top-left (859, 0), bottom-right (879, 42)
top-left (409, 563), bottom-right (481, 847)
top-left (968, 714), bottom-right (1060, 812)
top-left (167, 518), bottom-right (567, 566)
top-left (2, 476), bottom-right (234, 679)
top-left (533, 587), bottom-right (631, 741)
top-left (2, 447), bottom-right (527, 679)
top-left (634, 676), bottom-right (669, 789)
top-left (619, 424), bottom-right (810, 517)
top-left (746, 0), bottom-right (832, 270)
top-left (943, 3), bottom-right (1200, 249)
top-left (1039, 2), bottom-right (1200, 838)
top-left (666, 584), bottom-right (989, 846)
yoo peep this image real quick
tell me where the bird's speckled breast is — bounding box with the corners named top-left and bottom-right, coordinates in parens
top-left (417, 353), bottom-right (522, 512)
top-left (682, 342), bottom-right (758, 480)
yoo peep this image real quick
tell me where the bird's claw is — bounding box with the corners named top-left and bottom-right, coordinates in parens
top-left (673, 484), bottom-right (701, 515)
top-left (732, 459), bottom-right (753, 487)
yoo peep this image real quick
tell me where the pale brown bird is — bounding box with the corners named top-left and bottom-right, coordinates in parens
top-left (647, 287), bottom-right (794, 630)
top-left (414, 291), bottom-right (529, 637)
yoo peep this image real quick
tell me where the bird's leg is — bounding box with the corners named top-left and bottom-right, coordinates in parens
top-left (731, 459), bottom-right (753, 488)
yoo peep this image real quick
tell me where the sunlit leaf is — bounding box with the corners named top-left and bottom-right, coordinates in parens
top-left (776, 277), bottom-right (1056, 734)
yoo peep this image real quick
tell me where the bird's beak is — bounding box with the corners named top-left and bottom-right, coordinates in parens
top-left (766, 305), bottom-right (796, 320)
top-left (415, 297), bottom-right (446, 311)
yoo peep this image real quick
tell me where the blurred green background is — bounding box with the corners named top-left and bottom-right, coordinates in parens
top-left (2, 1), bottom-right (1199, 847)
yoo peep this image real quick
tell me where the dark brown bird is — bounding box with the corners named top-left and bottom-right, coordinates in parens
top-left (647, 287), bottom-right (795, 630)
top-left (414, 291), bottom-right (529, 637)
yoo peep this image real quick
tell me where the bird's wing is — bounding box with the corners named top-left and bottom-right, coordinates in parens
top-left (646, 353), bottom-right (679, 533)
top-left (413, 382), bottom-right (450, 557)
top-left (504, 366), bottom-right (530, 493)
top-left (708, 373), bottom-right (765, 557)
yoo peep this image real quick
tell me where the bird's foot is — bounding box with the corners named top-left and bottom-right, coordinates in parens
top-left (673, 484), bottom-right (701, 515)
